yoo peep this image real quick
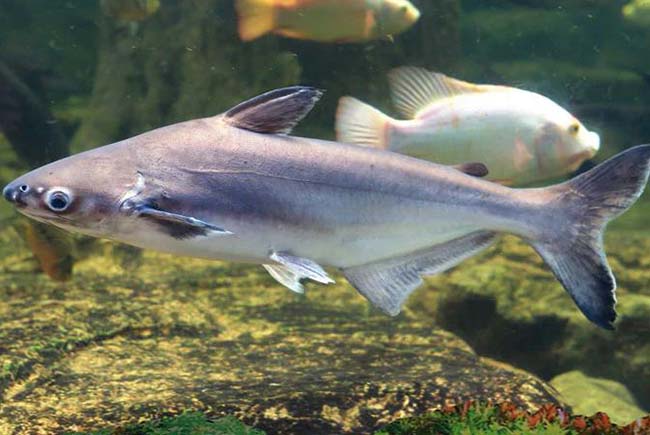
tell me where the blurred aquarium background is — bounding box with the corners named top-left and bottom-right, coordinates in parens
top-left (0, 0), bottom-right (649, 433)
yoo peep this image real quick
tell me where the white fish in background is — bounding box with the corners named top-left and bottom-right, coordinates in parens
top-left (336, 67), bottom-right (601, 185)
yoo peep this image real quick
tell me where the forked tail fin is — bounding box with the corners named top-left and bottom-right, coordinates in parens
top-left (533, 145), bottom-right (650, 329)
top-left (335, 97), bottom-right (394, 150)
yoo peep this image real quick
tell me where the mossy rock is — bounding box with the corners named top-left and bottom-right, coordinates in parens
top-left (409, 198), bottom-right (650, 411)
top-left (0, 226), bottom-right (563, 434)
top-left (550, 371), bottom-right (647, 425)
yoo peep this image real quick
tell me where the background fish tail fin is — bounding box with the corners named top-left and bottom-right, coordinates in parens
top-left (335, 97), bottom-right (393, 150)
top-left (236, 0), bottom-right (276, 41)
top-left (532, 145), bottom-right (650, 330)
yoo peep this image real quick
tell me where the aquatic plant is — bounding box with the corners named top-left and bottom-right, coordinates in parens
top-left (65, 404), bottom-right (650, 435)
top-left (67, 412), bottom-right (264, 435)
top-left (376, 402), bottom-right (650, 435)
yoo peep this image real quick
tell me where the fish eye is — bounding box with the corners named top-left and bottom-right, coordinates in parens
top-left (569, 124), bottom-right (580, 134)
top-left (46, 190), bottom-right (71, 212)
top-left (401, 5), bottom-right (408, 13)
top-left (19, 184), bottom-right (29, 193)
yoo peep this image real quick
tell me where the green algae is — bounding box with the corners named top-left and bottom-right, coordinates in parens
top-left (63, 405), bottom-right (650, 435)
top-left (68, 413), bottom-right (265, 435)
top-left (375, 408), bottom-right (570, 435)
top-left (67, 408), bottom-right (573, 435)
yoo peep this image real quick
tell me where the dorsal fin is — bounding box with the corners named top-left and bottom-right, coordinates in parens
top-left (388, 67), bottom-right (496, 119)
top-left (224, 86), bottom-right (323, 134)
top-left (452, 162), bottom-right (489, 178)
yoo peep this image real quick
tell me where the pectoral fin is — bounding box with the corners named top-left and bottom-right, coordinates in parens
top-left (263, 264), bottom-right (305, 294)
top-left (263, 251), bottom-right (334, 293)
top-left (513, 138), bottom-right (534, 172)
top-left (343, 231), bottom-right (497, 316)
top-left (134, 205), bottom-right (232, 240)
top-left (452, 162), bottom-right (489, 178)
top-left (119, 172), bottom-right (232, 240)
top-left (223, 86), bottom-right (323, 134)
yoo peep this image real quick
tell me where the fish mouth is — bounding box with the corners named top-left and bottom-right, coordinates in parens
top-left (12, 199), bottom-right (28, 209)
top-left (17, 208), bottom-right (75, 226)
top-left (406, 4), bottom-right (421, 24)
top-left (586, 131), bottom-right (600, 156)
top-left (566, 149), bottom-right (594, 171)
top-left (3, 184), bottom-right (28, 208)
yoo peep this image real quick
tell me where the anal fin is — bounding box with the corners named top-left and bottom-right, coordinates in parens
top-left (343, 231), bottom-right (497, 316)
top-left (263, 251), bottom-right (334, 294)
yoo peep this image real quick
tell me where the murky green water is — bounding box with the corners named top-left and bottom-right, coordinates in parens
top-left (0, 1), bottom-right (649, 433)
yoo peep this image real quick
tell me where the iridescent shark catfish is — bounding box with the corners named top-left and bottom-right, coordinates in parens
top-left (3, 87), bottom-right (650, 329)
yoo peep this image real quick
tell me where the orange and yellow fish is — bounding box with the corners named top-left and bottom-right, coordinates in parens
top-left (100, 0), bottom-right (160, 22)
top-left (235, 0), bottom-right (420, 43)
top-left (21, 220), bottom-right (74, 282)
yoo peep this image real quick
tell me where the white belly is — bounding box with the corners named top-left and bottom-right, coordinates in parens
top-left (109, 205), bottom-right (486, 269)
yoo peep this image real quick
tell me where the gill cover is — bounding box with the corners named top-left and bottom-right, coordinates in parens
top-left (120, 173), bottom-right (232, 240)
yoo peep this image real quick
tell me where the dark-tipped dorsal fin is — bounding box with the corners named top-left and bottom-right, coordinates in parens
top-left (452, 162), bottom-right (489, 178)
top-left (224, 86), bottom-right (323, 134)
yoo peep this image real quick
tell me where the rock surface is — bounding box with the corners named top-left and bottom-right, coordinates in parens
top-left (0, 227), bottom-right (563, 434)
top-left (410, 200), bottom-right (650, 411)
top-left (550, 371), bottom-right (647, 425)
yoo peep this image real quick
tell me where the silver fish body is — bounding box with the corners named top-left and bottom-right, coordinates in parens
top-left (13, 117), bottom-right (537, 267)
top-left (4, 87), bottom-right (650, 330)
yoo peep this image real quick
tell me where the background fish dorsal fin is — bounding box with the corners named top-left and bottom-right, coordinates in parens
top-left (224, 86), bottom-right (323, 134)
top-left (388, 67), bottom-right (490, 119)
